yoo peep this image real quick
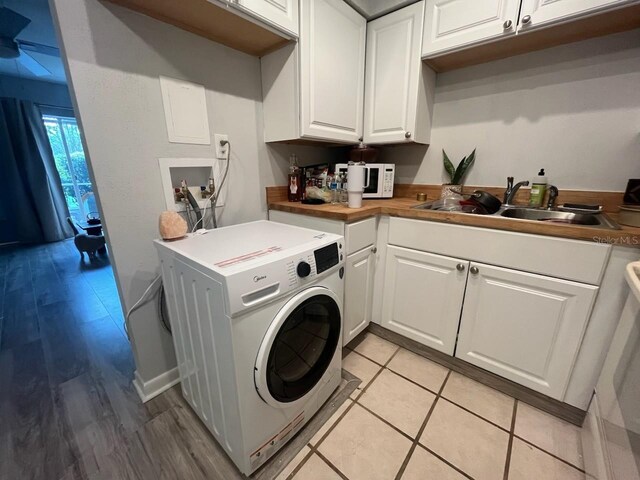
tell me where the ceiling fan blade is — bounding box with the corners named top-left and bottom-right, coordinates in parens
top-left (17, 49), bottom-right (50, 76)
top-left (0, 7), bottom-right (31, 38)
top-left (17, 40), bottom-right (59, 57)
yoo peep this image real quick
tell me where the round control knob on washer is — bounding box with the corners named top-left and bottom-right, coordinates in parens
top-left (297, 261), bottom-right (311, 278)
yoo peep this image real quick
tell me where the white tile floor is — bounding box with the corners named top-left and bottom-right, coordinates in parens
top-left (279, 332), bottom-right (586, 480)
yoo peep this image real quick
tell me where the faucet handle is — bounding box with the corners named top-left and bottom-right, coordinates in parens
top-left (507, 176), bottom-right (514, 187)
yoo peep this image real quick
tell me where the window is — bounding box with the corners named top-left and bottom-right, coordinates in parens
top-left (42, 115), bottom-right (95, 222)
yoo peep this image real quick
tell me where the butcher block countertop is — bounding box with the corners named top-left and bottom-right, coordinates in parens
top-left (267, 187), bottom-right (640, 247)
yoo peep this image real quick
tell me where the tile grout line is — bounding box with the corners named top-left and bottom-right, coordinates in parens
top-left (351, 347), bottom-right (441, 395)
top-left (419, 444), bottom-right (475, 480)
top-left (436, 396), bottom-right (512, 434)
top-left (354, 402), bottom-right (414, 443)
top-left (283, 448), bottom-right (315, 480)
top-left (503, 399), bottom-right (518, 480)
top-left (350, 344), bottom-right (401, 402)
top-left (291, 344), bottom-right (402, 480)
top-left (295, 334), bottom-right (583, 480)
top-left (351, 347), bottom-right (512, 434)
top-left (394, 370), bottom-right (454, 480)
top-left (315, 450), bottom-right (350, 480)
top-left (350, 337), bottom-right (517, 479)
top-left (363, 341), bottom-right (586, 474)
top-left (513, 434), bottom-right (586, 473)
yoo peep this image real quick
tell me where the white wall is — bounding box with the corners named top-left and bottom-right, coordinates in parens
top-left (380, 29), bottom-right (640, 191)
top-left (49, 0), bottom-right (337, 386)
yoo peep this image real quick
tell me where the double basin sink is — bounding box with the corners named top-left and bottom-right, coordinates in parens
top-left (413, 203), bottom-right (620, 230)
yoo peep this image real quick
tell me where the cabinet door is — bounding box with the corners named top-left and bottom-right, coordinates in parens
top-left (381, 246), bottom-right (468, 354)
top-left (363, 1), bottom-right (424, 145)
top-left (421, 0), bottom-right (520, 57)
top-left (456, 263), bottom-right (598, 400)
top-left (235, 0), bottom-right (299, 36)
top-left (518, 0), bottom-right (633, 30)
top-left (300, 0), bottom-right (366, 143)
top-left (343, 246), bottom-right (375, 346)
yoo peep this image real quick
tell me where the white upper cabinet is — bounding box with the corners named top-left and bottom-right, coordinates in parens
top-left (261, 0), bottom-right (366, 144)
top-left (235, 0), bottom-right (299, 36)
top-left (518, 0), bottom-right (635, 30)
top-left (422, 0), bottom-right (521, 57)
top-left (381, 246), bottom-right (468, 355)
top-left (455, 262), bottom-right (598, 400)
top-left (364, 1), bottom-right (436, 144)
top-left (300, 0), bottom-right (366, 143)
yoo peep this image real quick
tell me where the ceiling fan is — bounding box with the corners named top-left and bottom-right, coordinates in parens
top-left (0, 6), bottom-right (60, 76)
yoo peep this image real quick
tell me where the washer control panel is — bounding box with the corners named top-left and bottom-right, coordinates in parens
top-left (314, 242), bottom-right (339, 274)
top-left (226, 237), bottom-right (344, 315)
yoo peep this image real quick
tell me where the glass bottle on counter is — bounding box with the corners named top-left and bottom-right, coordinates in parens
top-left (288, 154), bottom-right (301, 202)
top-left (339, 172), bottom-right (348, 204)
top-left (330, 174), bottom-right (339, 204)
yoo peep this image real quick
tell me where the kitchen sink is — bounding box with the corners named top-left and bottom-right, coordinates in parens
top-left (499, 207), bottom-right (620, 229)
top-left (412, 201), bottom-right (620, 230)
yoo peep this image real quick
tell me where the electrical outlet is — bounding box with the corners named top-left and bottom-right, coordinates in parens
top-left (215, 134), bottom-right (229, 159)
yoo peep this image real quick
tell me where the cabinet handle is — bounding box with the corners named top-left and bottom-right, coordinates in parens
top-left (371, 247), bottom-right (377, 254)
top-left (521, 15), bottom-right (531, 25)
top-left (503, 20), bottom-right (513, 30)
top-left (470, 266), bottom-right (479, 275)
top-left (456, 263), bottom-right (465, 272)
top-left (405, 132), bottom-right (411, 138)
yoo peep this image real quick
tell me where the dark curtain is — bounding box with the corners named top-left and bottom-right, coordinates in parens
top-left (0, 98), bottom-right (73, 243)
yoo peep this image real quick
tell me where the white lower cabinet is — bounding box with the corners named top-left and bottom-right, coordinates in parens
top-left (270, 211), bottom-right (610, 405)
top-left (456, 262), bottom-right (598, 399)
top-left (343, 246), bottom-right (375, 345)
top-left (381, 246), bottom-right (469, 355)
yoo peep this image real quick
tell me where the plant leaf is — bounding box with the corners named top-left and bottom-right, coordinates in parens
top-left (452, 149), bottom-right (476, 185)
top-left (442, 149), bottom-right (456, 182)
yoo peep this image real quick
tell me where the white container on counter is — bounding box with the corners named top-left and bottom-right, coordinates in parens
top-left (347, 164), bottom-right (367, 208)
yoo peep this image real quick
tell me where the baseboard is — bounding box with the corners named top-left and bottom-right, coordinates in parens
top-left (133, 367), bottom-right (180, 403)
top-left (367, 323), bottom-right (587, 426)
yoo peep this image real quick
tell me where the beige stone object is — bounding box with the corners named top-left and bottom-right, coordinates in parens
top-left (159, 211), bottom-right (188, 240)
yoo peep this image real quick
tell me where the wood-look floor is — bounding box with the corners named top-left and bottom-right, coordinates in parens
top-left (0, 241), bottom-right (229, 480)
top-left (0, 240), bottom-right (358, 480)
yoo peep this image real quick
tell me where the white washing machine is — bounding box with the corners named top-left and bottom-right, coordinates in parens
top-left (154, 220), bottom-right (344, 475)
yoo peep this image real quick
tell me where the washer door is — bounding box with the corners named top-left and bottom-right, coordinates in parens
top-left (254, 287), bottom-right (341, 408)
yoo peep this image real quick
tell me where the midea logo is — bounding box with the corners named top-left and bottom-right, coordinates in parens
top-left (253, 275), bottom-right (267, 282)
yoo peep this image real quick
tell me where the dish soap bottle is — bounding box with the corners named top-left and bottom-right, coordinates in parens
top-left (529, 168), bottom-right (547, 207)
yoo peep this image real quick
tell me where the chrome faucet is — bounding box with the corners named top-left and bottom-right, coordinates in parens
top-left (503, 177), bottom-right (530, 205)
top-left (546, 185), bottom-right (559, 210)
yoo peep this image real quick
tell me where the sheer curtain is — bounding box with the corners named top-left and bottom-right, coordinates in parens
top-left (0, 98), bottom-right (73, 243)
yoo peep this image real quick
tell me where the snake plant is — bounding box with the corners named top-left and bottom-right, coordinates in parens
top-left (443, 148), bottom-right (476, 185)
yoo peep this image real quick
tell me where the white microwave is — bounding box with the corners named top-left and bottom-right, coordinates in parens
top-left (335, 163), bottom-right (395, 198)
